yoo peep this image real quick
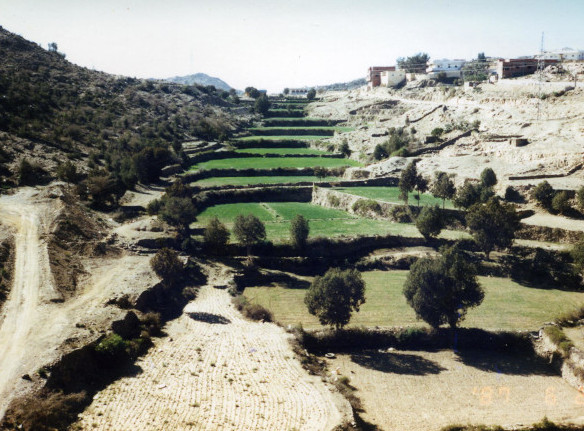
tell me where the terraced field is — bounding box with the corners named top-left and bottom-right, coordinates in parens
top-left (191, 176), bottom-right (341, 187)
top-left (194, 202), bottom-right (468, 242)
top-left (234, 147), bottom-right (331, 155)
top-left (190, 157), bottom-right (361, 170)
top-left (244, 270), bottom-right (584, 330)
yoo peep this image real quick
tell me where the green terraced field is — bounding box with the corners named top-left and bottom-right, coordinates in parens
top-left (194, 202), bottom-right (467, 243)
top-left (234, 147), bottom-right (331, 155)
top-left (235, 135), bottom-right (326, 141)
top-left (244, 270), bottom-right (584, 330)
top-left (336, 187), bottom-right (454, 209)
top-left (190, 157), bottom-right (361, 170)
top-left (192, 176), bottom-right (341, 187)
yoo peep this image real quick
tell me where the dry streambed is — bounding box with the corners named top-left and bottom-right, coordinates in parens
top-left (75, 265), bottom-right (349, 431)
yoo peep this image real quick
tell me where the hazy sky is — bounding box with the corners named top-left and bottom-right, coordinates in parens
top-left (1, 0), bottom-right (583, 92)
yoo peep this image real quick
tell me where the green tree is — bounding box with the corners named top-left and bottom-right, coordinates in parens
top-left (480, 168), bottom-right (497, 188)
top-left (85, 173), bottom-right (122, 209)
top-left (571, 241), bottom-right (584, 276)
top-left (531, 181), bottom-right (556, 210)
top-left (306, 88), bottom-right (316, 100)
top-left (203, 217), bottom-right (230, 254)
top-left (313, 166), bottom-right (327, 181)
top-left (56, 161), bottom-right (81, 184)
top-left (414, 174), bottom-right (429, 207)
top-left (253, 94), bottom-right (271, 115)
top-left (233, 214), bottom-right (266, 255)
top-left (283, 88), bottom-right (290, 95)
top-left (373, 144), bottom-right (388, 160)
top-left (399, 161), bottom-right (418, 205)
top-left (304, 268), bottom-right (366, 329)
top-left (397, 53), bottom-right (430, 73)
top-left (416, 205), bottom-right (443, 240)
top-left (453, 182), bottom-right (481, 209)
top-left (159, 197), bottom-right (197, 238)
top-left (150, 247), bottom-right (183, 287)
top-left (245, 87), bottom-right (260, 98)
top-left (290, 214), bottom-right (309, 251)
top-left (466, 198), bottom-right (520, 259)
top-left (403, 244), bottom-right (484, 328)
top-left (552, 191), bottom-right (572, 214)
top-left (431, 171), bottom-right (456, 209)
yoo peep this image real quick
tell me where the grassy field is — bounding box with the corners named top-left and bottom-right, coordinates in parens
top-left (190, 157), bottom-right (361, 170)
top-left (194, 202), bottom-right (468, 243)
top-left (234, 136), bottom-right (327, 142)
top-left (191, 176), bottom-right (341, 187)
top-left (234, 147), bottom-right (331, 155)
top-left (244, 270), bottom-right (584, 330)
top-left (336, 187), bottom-right (453, 209)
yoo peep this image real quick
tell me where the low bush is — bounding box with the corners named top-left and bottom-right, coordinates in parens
top-left (390, 205), bottom-right (412, 223)
top-left (543, 326), bottom-right (574, 357)
top-left (233, 295), bottom-right (273, 322)
top-left (327, 194), bottom-right (341, 207)
top-left (352, 199), bottom-right (381, 216)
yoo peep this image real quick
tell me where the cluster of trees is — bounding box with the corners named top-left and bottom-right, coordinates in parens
top-left (203, 213), bottom-right (310, 255)
top-left (396, 53), bottom-right (430, 74)
top-left (373, 127), bottom-right (416, 160)
top-left (532, 181), bottom-right (584, 215)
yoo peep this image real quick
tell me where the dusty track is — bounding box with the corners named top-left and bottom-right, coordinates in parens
top-left (75, 262), bottom-right (349, 431)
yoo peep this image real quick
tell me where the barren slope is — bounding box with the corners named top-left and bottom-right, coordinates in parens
top-left (75, 262), bottom-right (350, 431)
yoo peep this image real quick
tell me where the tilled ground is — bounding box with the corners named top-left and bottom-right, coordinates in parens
top-left (74, 264), bottom-right (348, 431)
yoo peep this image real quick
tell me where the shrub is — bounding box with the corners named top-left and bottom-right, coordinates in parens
top-left (290, 214), bottom-right (309, 251)
top-left (18, 158), bottom-right (49, 186)
top-left (571, 241), bottom-right (584, 276)
top-left (416, 205), bottom-right (443, 239)
top-left (431, 127), bottom-right (444, 139)
top-left (150, 248), bottom-right (183, 287)
top-left (577, 186), bottom-right (584, 211)
top-left (543, 326), bottom-right (574, 357)
top-left (480, 168), bottom-right (497, 188)
top-left (203, 217), bottom-right (230, 254)
top-left (233, 295), bottom-right (273, 322)
top-left (531, 181), bottom-right (555, 210)
top-left (552, 191), bottom-right (571, 214)
top-left (327, 194), bottom-right (341, 207)
top-left (233, 214), bottom-right (266, 255)
top-left (352, 199), bottom-right (382, 216)
top-left (390, 205), bottom-right (412, 223)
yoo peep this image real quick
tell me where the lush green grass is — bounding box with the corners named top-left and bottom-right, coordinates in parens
top-left (194, 202), bottom-right (467, 243)
top-left (192, 176), bottom-right (341, 187)
top-left (244, 270), bottom-right (584, 330)
top-left (234, 147), bottom-right (331, 155)
top-left (249, 126), bottom-right (355, 133)
top-left (336, 187), bottom-right (453, 209)
top-left (234, 135), bottom-right (327, 142)
top-left (190, 157), bottom-right (361, 170)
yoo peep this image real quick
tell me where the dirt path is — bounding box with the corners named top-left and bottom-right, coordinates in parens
top-left (0, 189), bottom-right (60, 418)
top-left (75, 262), bottom-right (349, 431)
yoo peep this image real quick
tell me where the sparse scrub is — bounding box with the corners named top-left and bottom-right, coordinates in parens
top-left (352, 199), bottom-right (382, 216)
top-left (543, 326), bottom-right (574, 357)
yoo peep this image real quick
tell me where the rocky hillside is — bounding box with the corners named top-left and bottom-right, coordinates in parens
top-left (0, 26), bottom-right (244, 193)
top-left (164, 73), bottom-right (234, 92)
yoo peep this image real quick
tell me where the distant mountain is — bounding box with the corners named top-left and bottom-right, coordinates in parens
top-left (165, 73), bottom-right (233, 91)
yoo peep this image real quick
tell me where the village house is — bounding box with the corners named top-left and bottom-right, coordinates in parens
top-left (367, 66), bottom-right (396, 89)
top-left (379, 69), bottom-right (406, 87)
top-left (539, 48), bottom-right (584, 61)
top-left (426, 59), bottom-right (466, 79)
top-left (496, 58), bottom-right (558, 79)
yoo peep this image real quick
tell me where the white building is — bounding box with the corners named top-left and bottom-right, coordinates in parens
top-left (379, 69), bottom-right (406, 87)
top-left (539, 48), bottom-right (584, 61)
top-left (426, 59), bottom-right (467, 79)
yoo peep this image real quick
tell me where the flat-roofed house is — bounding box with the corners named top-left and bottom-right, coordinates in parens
top-left (367, 66), bottom-right (395, 89)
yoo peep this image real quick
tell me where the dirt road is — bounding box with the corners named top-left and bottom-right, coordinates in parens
top-left (0, 189), bottom-right (58, 418)
top-left (75, 262), bottom-right (350, 431)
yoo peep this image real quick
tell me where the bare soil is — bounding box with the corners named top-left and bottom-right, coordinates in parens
top-left (74, 262), bottom-right (351, 431)
top-left (330, 349), bottom-right (584, 431)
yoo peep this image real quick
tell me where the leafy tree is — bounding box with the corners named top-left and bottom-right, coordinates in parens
top-left (339, 139), bottom-right (351, 157)
top-left (283, 88), bottom-right (290, 95)
top-left (290, 214), bottom-right (309, 251)
top-left (314, 166), bottom-right (327, 181)
top-left (254, 94), bottom-right (271, 115)
top-left (399, 161), bottom-right (418, 205)
top-left (159, 197), bottom-right (197, 238)
top-left (48, 42), bottom-right (58, 52)
top-left (480, 168), bottom-right (497, 188)
top-left (431, 128), bottom-right (444, 139)
top-left (552, 191), bottom-right (572, 214)
top-left (132, 147), bottom-right (172, 184)
top-left (403, 244), bottom-right (483, 328)
top-left (304, 268), bottom-right (366, 329)
top-left (373, 144), bottom-right (388, 160)
top-left (233, 214), bottom-right (266, 255)
top-left (477, 52), bottom-right (487, 62)
top-left (466, 198), bottom-right (520, 259)
top-left (531, 181), bottom-right (555, 210)
top-left (397, 53), bottom-right (430, 73)
top-left (414, 174), bottom-right (429, 207)
top-left (577, 186), bottom-right (584, 211)
top-left (416, 205), bottom-right (443, 240)
top-left (85, 173), bottom-right (122, 209)
top-left (306, 88), bottom-right (316, 100)
top-left (453, 182), bottom-right (481, 209)
top-left (431, 171), bottom-right (456, 209)
top-left (203, 217), bottom-right (230, 254)
top-left (244, 87), bottom-right (260, 98)
top-left (150, 247), bottom-right (183, 287)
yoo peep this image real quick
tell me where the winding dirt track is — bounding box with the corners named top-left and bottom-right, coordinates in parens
top-left (0, 190), bottom-right (57, 419)
top-left (75, 263), bottom-right (348, 431)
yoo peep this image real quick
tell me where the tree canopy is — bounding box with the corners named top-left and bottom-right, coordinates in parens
top-left (307, 88), bottom-right (316, 100)
top-left (403, 244), bottom-right (484, 328)
top-left (397, 53), bottom-right (430, 73)
top-left (304, 268), bottom-right (366, 329)
top-left (204, 217), bottom-right (230, 254)
top-left (431, 171), bottom-right (456, 208)
top-left (150, 248), bottom-right (183, 287)
top-left (290, 214), bottom-right (309, 251)
top-left (159, 196), bottom-right (198, 238)
top-left (416, 205), bottom-right (443, 240)
top-left (398, 161), bottom-right (418, 205)
top-left (233, 214), bottom-right (266, 254)
top-left (253, 94), bottom-right (271, 115)
top-left (466, 198), bottom-right (520, 258)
